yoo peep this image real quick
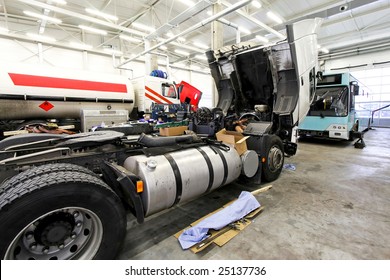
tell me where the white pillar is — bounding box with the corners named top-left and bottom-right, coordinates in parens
top-left (144, 39), bottom-right (158, 76)
top-left (211, 3), bottom-right (224, 107)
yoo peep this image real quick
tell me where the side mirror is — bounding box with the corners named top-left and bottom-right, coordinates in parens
top-left (316, 71), bottom-right (323, 80)
top-left (350, 81), bottom-right (359, 96)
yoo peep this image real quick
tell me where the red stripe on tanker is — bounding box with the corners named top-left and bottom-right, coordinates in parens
top-left (8, 73), bottom-right (128, 93)
top-left (145, 85), bottom-right (174, 104)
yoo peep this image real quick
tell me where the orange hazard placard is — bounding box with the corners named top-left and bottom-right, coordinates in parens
top-left (39, 101), bottom-right (54, 111)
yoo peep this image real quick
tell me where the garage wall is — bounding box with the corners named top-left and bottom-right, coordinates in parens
top-left (323, 49), bottom-right (390, 72)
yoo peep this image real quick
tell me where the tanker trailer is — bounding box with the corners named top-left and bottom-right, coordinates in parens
top-left (0, 62), bottom-right (135, 131)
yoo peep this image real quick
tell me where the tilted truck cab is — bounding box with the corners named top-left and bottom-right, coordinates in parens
top-left (207, 18), bottom-right (322, 153)
top-left (201, 18), bottom-right (322, 181)
top-left (0, 18), bottom-right (321, 260)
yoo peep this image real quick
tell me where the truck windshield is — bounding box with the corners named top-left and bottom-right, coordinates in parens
top-left (161, 83), bottom-right (177, 98)
top-left (308, 86), bottom-right (348, 117)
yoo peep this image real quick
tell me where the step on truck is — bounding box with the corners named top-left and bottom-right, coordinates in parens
top-left (0, 18), bottom-right (322, 260)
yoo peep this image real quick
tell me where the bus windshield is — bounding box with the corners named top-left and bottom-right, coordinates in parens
top-left (308, 86), bottom-right (348, 117)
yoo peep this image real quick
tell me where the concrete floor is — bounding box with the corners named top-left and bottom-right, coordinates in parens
top-left (117, 127), bottom-right (390, 260)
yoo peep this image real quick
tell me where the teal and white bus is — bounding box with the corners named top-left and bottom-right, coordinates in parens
top-left (298, 73), bottom-right (360, 140)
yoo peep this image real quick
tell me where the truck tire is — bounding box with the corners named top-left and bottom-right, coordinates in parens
top-left (1, 163), bottom-right (99, 191)
top-left (0, 169), bottom-right (126, 260)
top-left (261, 135), bottom-right (284, 182)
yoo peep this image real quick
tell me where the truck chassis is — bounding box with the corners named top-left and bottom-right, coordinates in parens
top-left (0, 130), bottom-right (278, 259)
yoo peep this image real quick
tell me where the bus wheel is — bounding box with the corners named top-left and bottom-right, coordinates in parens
top-left (0, 167), bottom-right (126, 260)
top-left (349, 120), bottom-right (360, 141)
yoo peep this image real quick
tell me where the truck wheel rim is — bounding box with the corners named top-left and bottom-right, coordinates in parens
top-left (268, 145), bottom-right (283, 172)
top-left (5, 207), bottom-right (103, 260)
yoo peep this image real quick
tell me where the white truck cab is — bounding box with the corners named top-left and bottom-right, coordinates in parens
top-left (131, 75), bottom-right (180, 115)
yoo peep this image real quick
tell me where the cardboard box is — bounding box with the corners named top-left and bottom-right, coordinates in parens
top-left (216, 128), bottom-right (249, 155)
top-left (159, 125), bottom-right (188, 136)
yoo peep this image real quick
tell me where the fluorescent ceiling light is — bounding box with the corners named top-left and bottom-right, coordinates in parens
top-left (79, 25), bottom-right (107, 35)
top-left (50, 0), bottom-right (67, 4)
top-left (166, 33), bottom-right (186, 43)
top-left (255, 35), bottom-right (269, 43)
top-left (195, 54), bottom-right (207, 61)
top-left (23, 10), bottom-right (62, 24)
top-left (70, 42), bottom-right (92, 50)
top-left (266, 11), bottom-right (283, 24)
top-left (85, 8), bottom-right (118, 21)
top-left (173, 63), bottom-right (186, 68)
top-left (0, 27), bottom-right (9, 33)
top-left (238, 26), bottom-right (251, 35)
top-left (104, 48), bottom-right (123, 55)
top-left (174, 49), bottom-right (190, 56)
top-left (159, 45), bottom-right (168, 50)
top-left (320, 47), bottom-right (329, 54)
top-left (193, 41), bottom-right (209, 49)
top-left (191, 65), bottom-right (201, 70)
top-left (251, 1), bottom-right (262, 8)
top-left (179, 0), bottom-right (195, 6)
top-left (119, 34), bottom-right (142, 43)
top-left (26, 32), bottom-right (56, 42)
top-left (132, 22), bottom-right (155, 33)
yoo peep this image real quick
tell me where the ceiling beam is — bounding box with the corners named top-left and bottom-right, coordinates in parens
top-left (322, 4), bottom-right (390, 28)
top-left (220, 0), bottom-right (285, 39)
top-left (319, 21), bottom-right (390, 49)
top-left (146, 0), bottom-right (217, 40)
top-left (115, 0), bottom-right (252, 67)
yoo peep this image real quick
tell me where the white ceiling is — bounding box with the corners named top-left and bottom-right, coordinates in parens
top-left (1, 0), bottom-right (389, 67)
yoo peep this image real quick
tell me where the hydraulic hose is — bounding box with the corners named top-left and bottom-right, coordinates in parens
top-left (137, 133), bottom-right (198, 147)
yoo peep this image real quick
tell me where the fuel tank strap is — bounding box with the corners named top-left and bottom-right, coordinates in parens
top-left (210, 146), bottom-right (228, 186)
top-left (164, 153), bottom-right (183, 207)
top-left (195, 147), bottom-right (214, 193)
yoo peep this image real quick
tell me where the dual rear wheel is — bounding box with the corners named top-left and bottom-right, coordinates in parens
top-left (0, 164), bottom-right (126, 260)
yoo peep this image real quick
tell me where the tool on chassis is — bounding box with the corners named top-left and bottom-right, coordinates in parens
top-left (0, 18), bottom-right (322, 260)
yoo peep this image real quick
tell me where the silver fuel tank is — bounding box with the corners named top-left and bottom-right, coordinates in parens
top-left (123, 145), bottom-right (242, 216)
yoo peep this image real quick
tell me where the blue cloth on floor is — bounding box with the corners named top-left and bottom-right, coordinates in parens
top-left (283, 163), bottom-right (296, 171)
top-left (178, 191), bottom-right (260, 249)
